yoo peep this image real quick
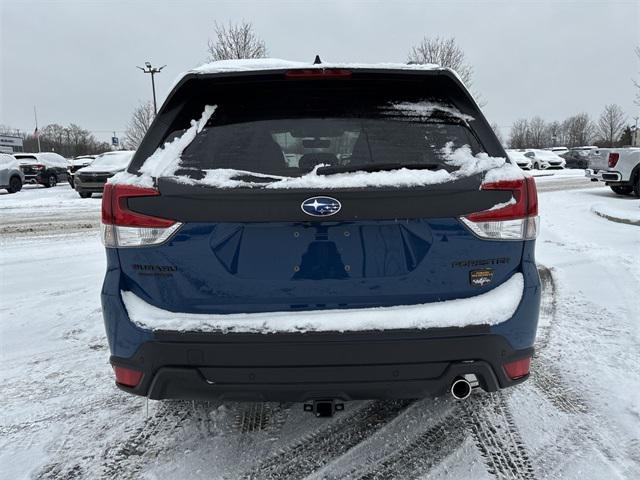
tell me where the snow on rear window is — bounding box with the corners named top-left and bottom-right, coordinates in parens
top-left (112, 103), bottom-right (522, 189)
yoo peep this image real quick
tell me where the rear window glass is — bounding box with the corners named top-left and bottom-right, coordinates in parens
top-left (150, 90), bottom-right (482, 181)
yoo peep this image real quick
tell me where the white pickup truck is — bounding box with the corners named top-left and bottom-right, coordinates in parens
top-left (586, 147), bottom-right (640, 197)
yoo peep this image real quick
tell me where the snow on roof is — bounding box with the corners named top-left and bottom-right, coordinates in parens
top-left (169, 58), bottom-right (450, 92)
top-left (122, 272), bottom-right (524, 334)
top-left (190, 57), bottom-right (442, 75)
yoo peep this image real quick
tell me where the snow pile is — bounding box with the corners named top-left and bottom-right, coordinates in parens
top-left (387, 101), bottom-right (474, 122)
top-left (109, 105), bottom-right (217, 188)
top-left (121, 272), bottom-right (523, 333)
top-left (591, 201), bottom-right (640, 226)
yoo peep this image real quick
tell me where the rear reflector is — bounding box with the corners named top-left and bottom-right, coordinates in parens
top-left (101, 183), bottom-right (181, 248)
top-left (460, 177), bottom-right (539, 240)
top-left (503, 357), bottom-right (531, 380)
top-left (113, 366), bottom-right (143, 387)
top-left (608, 152), bottom-right (619, 168)
top-left (286, 69), bottom-right (352, 79)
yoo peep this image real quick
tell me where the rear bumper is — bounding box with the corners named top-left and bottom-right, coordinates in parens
top-left (74, 179), bottom-right (108, 193)
top-left (110, 331), bottom-right (532, 401)
top-left (585, 169), bottom-right (623, 183)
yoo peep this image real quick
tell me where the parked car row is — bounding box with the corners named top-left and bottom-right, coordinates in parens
top-left (1, 150), bottom-right (136, 195)
top-left (506, 149), bottom-right (566, 170)
top-left (0, 151), bottom-right (69, 192)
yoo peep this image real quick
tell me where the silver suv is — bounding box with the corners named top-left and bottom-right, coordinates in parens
top-left (0, 153), bottom-right (25, 193)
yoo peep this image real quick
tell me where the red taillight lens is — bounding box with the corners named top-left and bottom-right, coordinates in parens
top-left (32, 164), bottom-right (45, 170)
top-left (286, 69), bottom-right (352, 79)
top-left (466, 177), bottom-right (537, 222)
top-left (101, 183), bottom-right (181, 248)
top-left (102, 183), bottom-right (174, 228)
top-left (503, 357), bottom-right (531, 380)
top-left (608, 153), bottom-right (619, 168)
top-left (113, 366), bottom-right (143, 387)
top-left (461, 177), bottom-right (539, 240)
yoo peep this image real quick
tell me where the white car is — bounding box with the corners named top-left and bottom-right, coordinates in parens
top-left (506, 150), bottom-right (532, 170)
top-left (0, 153), bottom-right (25, 193)
top-left (525, 149), bottom-right (566, 170)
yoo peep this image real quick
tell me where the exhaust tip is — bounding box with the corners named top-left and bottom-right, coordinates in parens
top-left (451, 377), bottom-right (472, 400)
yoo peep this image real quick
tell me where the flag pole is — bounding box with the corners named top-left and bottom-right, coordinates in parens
top-left (34, 106), bottom-right (41, 152)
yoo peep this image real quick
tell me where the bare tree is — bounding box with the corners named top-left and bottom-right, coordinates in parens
top-left (490, 122), bottom-right (503, 145)
top-left (124, 101), bottom-right (155, 150)
top-left (545, 121), bottom-right (563, 147)
top-left (564, 113), bottom-right (595, 147)
top-left (597, 104), bottom-right (626, 147)
top-left (207, 21), bottom-right (267, 61)
top-left (509, 119), bottom-right (529, 149)
top-left (408, 36), bottom-right (473, 85)
top-left (527, 117), bottom-right (547, 148)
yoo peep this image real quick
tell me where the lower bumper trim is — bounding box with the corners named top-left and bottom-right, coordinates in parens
top-left (110, 332), bottom-right (533, 401)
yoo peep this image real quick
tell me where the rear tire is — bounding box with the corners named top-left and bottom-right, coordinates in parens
top-left (78, 191), bottom-right (92, 198)
top-left (43, 174), bottom-right (57, 188)
top-left (633, 173), bottom-right (640, 198)
top-left (7, 175), bottom-right (22, 193)
top-left (610, 185), bottom-right (633, 195)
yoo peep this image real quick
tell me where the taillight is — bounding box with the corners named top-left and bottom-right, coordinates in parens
top-left (460, 177), bottom-right (539, 240)
top-left (608, 153), bottom-right (619, 168)
top-left (101, 183), bottom-right (181, 248)
top-left (32, 164), bottom-right (45, 170)
top-left (285, 69), bottom-right (352, 79)
top-left (503, 357), bottom-right (531, 380)
top-left (113, 365), bottom-right (143, 387)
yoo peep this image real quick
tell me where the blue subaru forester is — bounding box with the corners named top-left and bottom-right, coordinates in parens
top-left (101, 61), bottom-right (540, 407)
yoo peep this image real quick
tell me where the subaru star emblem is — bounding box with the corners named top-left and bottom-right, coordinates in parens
top-left (301, 196), bottom-right (342, 217)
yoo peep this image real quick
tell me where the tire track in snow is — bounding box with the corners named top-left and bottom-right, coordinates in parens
top-left (99, 400), bottom-right (225, 480)
top-left (533, 266), bottom-right (589, 415)
top-left (464, 392), bottom-right (537, 480)
top-left (348, 407), bottom-right (467, 480)
top-left (242, 400), bottom-right (414, 480)
top-left (235, 402), bottom-right (291, 434)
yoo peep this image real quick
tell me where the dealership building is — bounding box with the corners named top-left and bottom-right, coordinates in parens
top-left (0, 134), bottom-right (24, 153)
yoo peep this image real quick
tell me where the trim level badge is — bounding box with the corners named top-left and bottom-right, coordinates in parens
top-left (470, 269), bottom-right (494, 287)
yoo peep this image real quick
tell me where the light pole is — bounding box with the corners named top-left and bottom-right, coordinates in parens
top-left (137, 62), bottom-right (165, 115)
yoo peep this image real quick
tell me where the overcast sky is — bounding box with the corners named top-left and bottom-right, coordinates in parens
top-left (1, 0), bottom-right (639, 143)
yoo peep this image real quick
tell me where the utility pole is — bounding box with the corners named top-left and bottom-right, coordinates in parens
top-left (33, 106), bottom-right (41, 153)
top-left (137, 62), bottom-right (165, 115)
top-left (634, 116), bottom-right (639, 147)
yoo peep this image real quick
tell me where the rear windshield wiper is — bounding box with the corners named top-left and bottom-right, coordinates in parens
top-left (231, 173), bottom-right (286, 183)
top-left (316, 163), bottom-right (445, 176)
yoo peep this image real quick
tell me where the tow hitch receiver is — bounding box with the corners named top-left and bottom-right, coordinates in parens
top-left (303, 399), bottom-right (345, 417)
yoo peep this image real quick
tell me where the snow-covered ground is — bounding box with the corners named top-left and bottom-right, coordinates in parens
top-left (1, 175), bottom-right (638, 479)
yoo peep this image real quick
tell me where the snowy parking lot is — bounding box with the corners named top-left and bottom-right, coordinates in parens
top-left (1, 172), bottom-right (639, 479)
